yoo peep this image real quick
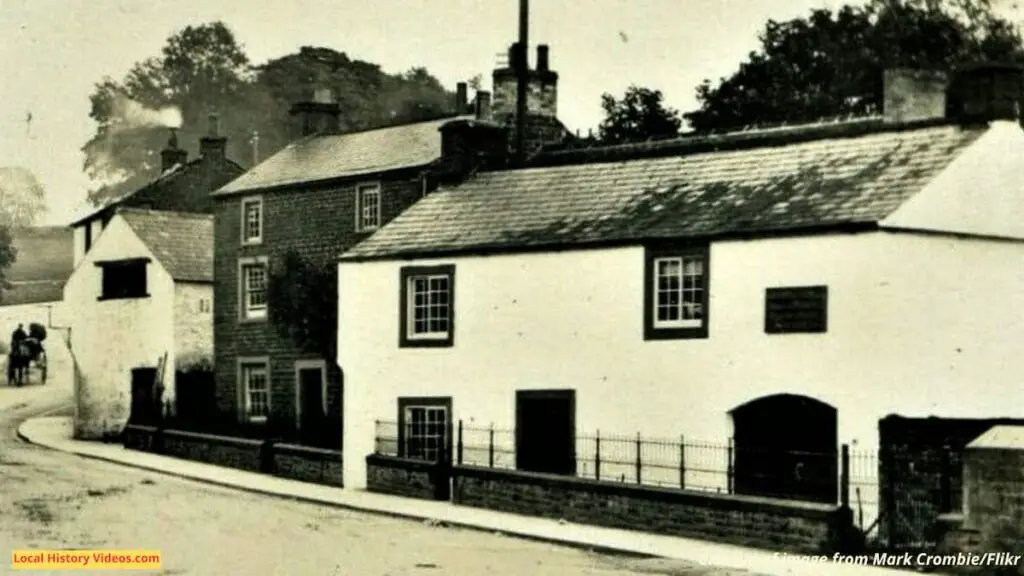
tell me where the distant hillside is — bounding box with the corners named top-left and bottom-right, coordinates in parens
top-left (1, 226), bottom-right (73, 306)
top-left (9, 226), bottom-right (73, 282)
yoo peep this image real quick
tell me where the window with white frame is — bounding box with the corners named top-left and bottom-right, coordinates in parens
top-left (241, 361), bottom-right (270, 422)
top-left (400, 265), bottom-right (455, 347)
top-left (240, 261), bottom-right (268, 320)
top-left (654, 256), bottom-right (704, 328)
top-left (356, 183), bottom-right (381, 231)
top-left (399, 400), bottom-right (450, 461)
top-left (241, 198), bottom-right (263, 244)
top-left (645, 245), bottom-right (709, 340)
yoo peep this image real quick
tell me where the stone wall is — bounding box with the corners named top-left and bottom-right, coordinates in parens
top-left (366, 454), bottom-right (439, 500)
top-left (123, 426), bottom-right (343, 488)
top-left (273, 443), bottom-right (343, 487)
top-left (162, 429), bottom-right (264, 472)
top-left (937, 426), bottom-right (1024, 575)
top-left (365, 456), bottom-right (854, 554)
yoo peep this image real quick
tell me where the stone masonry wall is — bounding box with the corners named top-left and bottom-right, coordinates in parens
top-left (366, 455), bottom-right (439, 500)
top-left (273, 443), bottom-right (343, 487)
top-left (365, 456), bottom-right (851, 554)
top-left (213, 171), bottom-right (424, 435)
top-left (452, 465), bottom-right (848, 555)
top-left (161, 429), bottom-right (264, 472)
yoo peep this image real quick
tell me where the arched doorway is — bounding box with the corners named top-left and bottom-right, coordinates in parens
top-left (730, 393), bottom-right (838, 504)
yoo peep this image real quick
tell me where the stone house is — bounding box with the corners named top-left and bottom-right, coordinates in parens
top-left (210, 45), bottom-right (571, 447)
top-left (64, 208), bottom-right (213, 440)
top-left (337, 62), bottom-right (1024, 533)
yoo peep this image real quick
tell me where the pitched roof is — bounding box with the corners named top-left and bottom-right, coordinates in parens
top-left (118, 208), bottom-right (213, 282)
top-left (69, 155), bottom-right (244, 227)
top-left (341, 121), bottom-right (988, 261)
top-left (216, 115), bottom-right (473, 195)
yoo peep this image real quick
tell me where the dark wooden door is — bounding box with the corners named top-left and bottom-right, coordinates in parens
top-left (731, 394), bottom-right (837, 503)
top-left (515, 390), bottom-right (576, 476)
top-left (129, 367), bottom-right (159, 425)
top-left (298, 367), bottom-right (325, 445)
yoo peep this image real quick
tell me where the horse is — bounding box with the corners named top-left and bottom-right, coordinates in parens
top-left (7, 339), bottom-right (32, 387)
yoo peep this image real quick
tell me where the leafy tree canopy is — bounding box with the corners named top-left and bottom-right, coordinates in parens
top-left (597, 85), bottom-right (683, 144)
top-left (83, 22), bottom-right (456, 205)
top-left (266, 249), bottom-right (337, 360)
top-left (684, 0), bottom-right (1024, 133)
top-left (0, 167), bottom-right (46, 227)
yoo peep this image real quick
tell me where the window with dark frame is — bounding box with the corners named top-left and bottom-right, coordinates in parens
top-left (397, 397), bottom-right (452, 461)
top-left (97, 259), bottom-right (149, 300)
top-left (241, 198), bottom-right (263, 244)
top-left (764, 286), bottom-right (828, 334)
top-left (356, 183), bottom-right (381, 231)
top-left (399, 265), bottom-right (455, 347)
top-left (644, 244), bottom-right (710, 340)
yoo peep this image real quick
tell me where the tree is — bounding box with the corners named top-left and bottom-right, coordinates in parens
top-left (0, 225), bottom-right (17, 296)
top-left (83, 26), bottom-right (456, 205)
top-left (597, 85), bottom-right (683, 144)
top-left (266, 250), bottom-right (338, 360)
top-left (83, 22), bottom-right (253, 205)
top-left (0, 167), bottom-right (46, 227)
top-left (684, 0), bottom-right (1024, 133)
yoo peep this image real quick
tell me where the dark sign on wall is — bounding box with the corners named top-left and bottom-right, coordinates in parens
top-left (764, 286), bottom-right (828, 334)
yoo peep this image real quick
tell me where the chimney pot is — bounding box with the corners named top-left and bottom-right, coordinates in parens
top-left (456, 82), bottom-right (468, 114)
top-left (207, 113), bottom-right (220, 137)
top-left (161, 128), bottom-right (188, 172)
top-left (537, 45), bottom-right (550, 72)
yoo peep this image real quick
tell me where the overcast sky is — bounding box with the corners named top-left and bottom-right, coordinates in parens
top-left (0, 0), bottom-right (885, 225)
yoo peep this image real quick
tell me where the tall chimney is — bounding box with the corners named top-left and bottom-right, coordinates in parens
top-left (456, 82), bottom-right (469, 114)
top-left (160, 129), bottom-right (187, 173)
top-left (199, 112), bottom-right (227, 159)
top-left (537, 45), bottom-right (550, 72)
top-left (515, 0), bottom-right (530, 164)
top-left (289, 88), bottom-right (341, 139)
top-left (475, 91), bottom-right (492, 121)
top-left (883, 69), bottom-right (948, 124)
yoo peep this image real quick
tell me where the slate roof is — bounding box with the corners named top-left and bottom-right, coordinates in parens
top-left (69, 155), bottom-right (244, 227)
top-left (341, 120), bottom-right (988, 261)
top-left (118, 208), bottom-right (214, 282)
top-left (216, 115), bottom-right (474, 195)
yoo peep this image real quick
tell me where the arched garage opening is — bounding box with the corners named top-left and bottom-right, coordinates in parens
top-left (730, 393), bottom-right (838, 504)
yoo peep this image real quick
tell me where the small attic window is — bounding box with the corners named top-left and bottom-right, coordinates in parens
top-left (96, 258), bottom-right (151, 300)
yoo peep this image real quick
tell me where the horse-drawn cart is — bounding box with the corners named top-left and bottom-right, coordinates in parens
top-left (7, 337), bottom-right (46, 387)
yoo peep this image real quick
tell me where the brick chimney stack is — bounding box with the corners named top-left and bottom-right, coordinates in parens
top-left (199, 112), bottom-right (227, 159)
top-left (160, 129), bottom-right (187, 173)
top-left (456, 82), bottom-right (469, 114)
top-left (289, 88), bottom-right (341, 138)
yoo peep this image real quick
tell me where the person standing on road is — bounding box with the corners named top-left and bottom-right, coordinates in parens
top-left (11, 324), bottom-right (26, 349)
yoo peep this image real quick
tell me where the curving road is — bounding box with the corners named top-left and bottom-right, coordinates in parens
top-left (0, 389), bottom-right (759, 575)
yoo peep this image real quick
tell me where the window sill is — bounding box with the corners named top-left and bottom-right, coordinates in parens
top-left (239, 315), bottom-right (268, 324)
top-left (97, 294), bottom-right (151, 301)
top-left (644, 326), bottom-right (708, 341)
top-left (247, 416), bottom-right (268, 424)
top-left (241, 239), bottom-right (263, 247)
top-left (399, 336), bottom-right (453, 349)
